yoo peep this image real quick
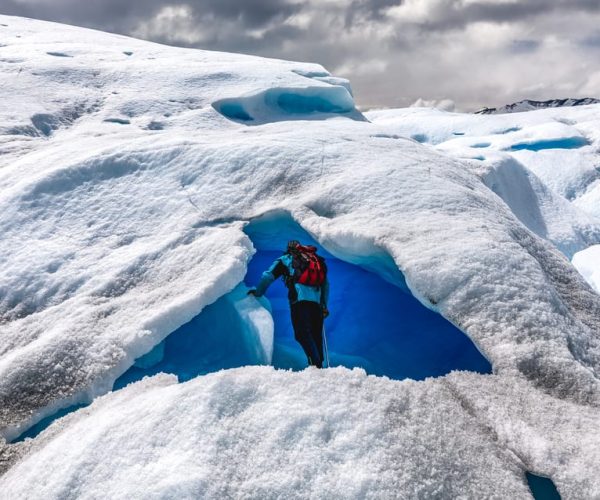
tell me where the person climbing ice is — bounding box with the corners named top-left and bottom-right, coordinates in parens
top-left (248, 240), bottom-right (329, 368)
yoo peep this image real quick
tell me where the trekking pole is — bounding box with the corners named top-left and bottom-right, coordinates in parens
top-left (323, 323), bottom-right (330, 368)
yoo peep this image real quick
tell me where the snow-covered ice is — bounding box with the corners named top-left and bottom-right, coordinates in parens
top-left (1, 14), bottom-right (600, 498)
top-left (366, 107), bottom-right (600, 257)
top-left (3, 367), bottom-right (600, 499)
top-left (573, 245), bottom-right (600, 294)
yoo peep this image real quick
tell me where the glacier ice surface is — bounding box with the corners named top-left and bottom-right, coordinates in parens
top-left (572, 244), bottom-right (600, 294)
top-left (1, 14), bottom-right (600, 498)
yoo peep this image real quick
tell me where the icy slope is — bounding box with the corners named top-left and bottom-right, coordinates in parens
top-left (1, 15), bottom-right (600, 498)
top-left (366, 106), bottom-right (600, 257)
top-left (366, 106), bottom-right (600, 296)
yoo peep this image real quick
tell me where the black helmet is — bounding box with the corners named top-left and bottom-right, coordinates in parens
top-left (287, 240), bottom-right (300, 252)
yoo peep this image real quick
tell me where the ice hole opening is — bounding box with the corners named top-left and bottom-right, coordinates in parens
top-left (113, 285), bottom-right (272, 391)
top-left (243, 212), bottom-right (492, 378)
top-left (12, 284), bottom-right (273, 442)
top-left (526, 472), bottom-right (561, 500)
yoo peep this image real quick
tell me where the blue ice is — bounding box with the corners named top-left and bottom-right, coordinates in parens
top-left (216, 102), bottom-right (253, 122)
top-left (509, 137), bottom-right (588, 151)
top-left (270, 91), bottom-right (351, 114)
top-left (243, 214), bottom-right (492, 379)
top-left (114, 287), bottom-right (269, 390)
top-left (212, 86), bottom-right (360, 124)
top-left (526, 472), bottom-right (561, 500)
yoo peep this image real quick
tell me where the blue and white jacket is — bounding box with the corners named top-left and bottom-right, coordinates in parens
top-left (253, 253), bottom-right (329, 307)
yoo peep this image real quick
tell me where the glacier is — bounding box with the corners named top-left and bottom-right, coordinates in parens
top-left (1, 14), bottom-right (600, 499)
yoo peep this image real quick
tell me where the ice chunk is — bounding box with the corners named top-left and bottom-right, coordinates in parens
top-left (114, 284), bottom-right (273, 389)
top-left (480, 156), bottom-right (600, 258)
top-left (572, 245), bottom-right (600, 294)
top-left (213, 86), bottom-right (362, 124)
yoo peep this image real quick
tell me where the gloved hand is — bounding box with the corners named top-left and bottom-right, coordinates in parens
top-left (322, 307), bottom-right (329, 318)
top-left (247, 289), bottom-right (257, 296)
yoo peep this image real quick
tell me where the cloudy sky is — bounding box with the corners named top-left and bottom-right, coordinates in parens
top-left (2, 0), bottom-right (600, 110)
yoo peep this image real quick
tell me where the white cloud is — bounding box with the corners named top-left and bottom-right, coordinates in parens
top-left (410, 98), bottom-right (456, 111)
top-left (388, 0), bottom-right (450, 23)
top-left (335, 58), bottom-right (388, 76)
top-left (580, 71), bottom-right (600, 95)
top-left (132, 5), bottom-right (204, 45)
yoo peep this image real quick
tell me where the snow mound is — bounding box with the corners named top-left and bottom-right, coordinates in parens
top-left (2, 368), bottom-right (599, 499)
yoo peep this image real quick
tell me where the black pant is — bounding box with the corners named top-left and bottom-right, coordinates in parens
top-left (291, 301), bottom-right (324, 368)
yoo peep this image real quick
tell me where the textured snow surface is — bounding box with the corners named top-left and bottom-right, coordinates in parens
top-left (366, 107), bottom-right (600, 257)
top-left (1, 15), bottom-right (600, 498)
top-left (2, 368), bottom-right (600, 499)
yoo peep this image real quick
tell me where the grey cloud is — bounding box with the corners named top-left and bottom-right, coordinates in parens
top-left (197, 0), bottom-right (301, 28)
top-left (150, 19), bottom-right (306, 55)
top-left (0, 0), bottom-right (162, 32)
top-left (345, 0), bottom-right (403, 26)
top-left (1, 0), bottom-right (599, 109)
top-left (0, 0), bottom-right (302, 32)
top-left (580, 32), bottom-right (600, 48)
top-left (509, 40), bottom-right (541, 54)
top-left (400, 0), bottom-right (600, 33)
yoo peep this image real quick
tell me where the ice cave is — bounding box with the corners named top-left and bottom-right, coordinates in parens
top-left (115, 212), bottom-right (492, 388)
top-left (242, 213), bottom-right (492, 378)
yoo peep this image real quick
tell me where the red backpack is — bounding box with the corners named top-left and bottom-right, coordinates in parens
top-left (290, 244), bottom-right (327, 287)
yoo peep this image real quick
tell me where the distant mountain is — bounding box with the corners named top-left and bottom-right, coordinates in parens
top-left (475, 97), bottom-right (600, 114)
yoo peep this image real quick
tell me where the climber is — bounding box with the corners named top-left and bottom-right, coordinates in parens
top-left (248, 240), bottom-right (329, 368)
